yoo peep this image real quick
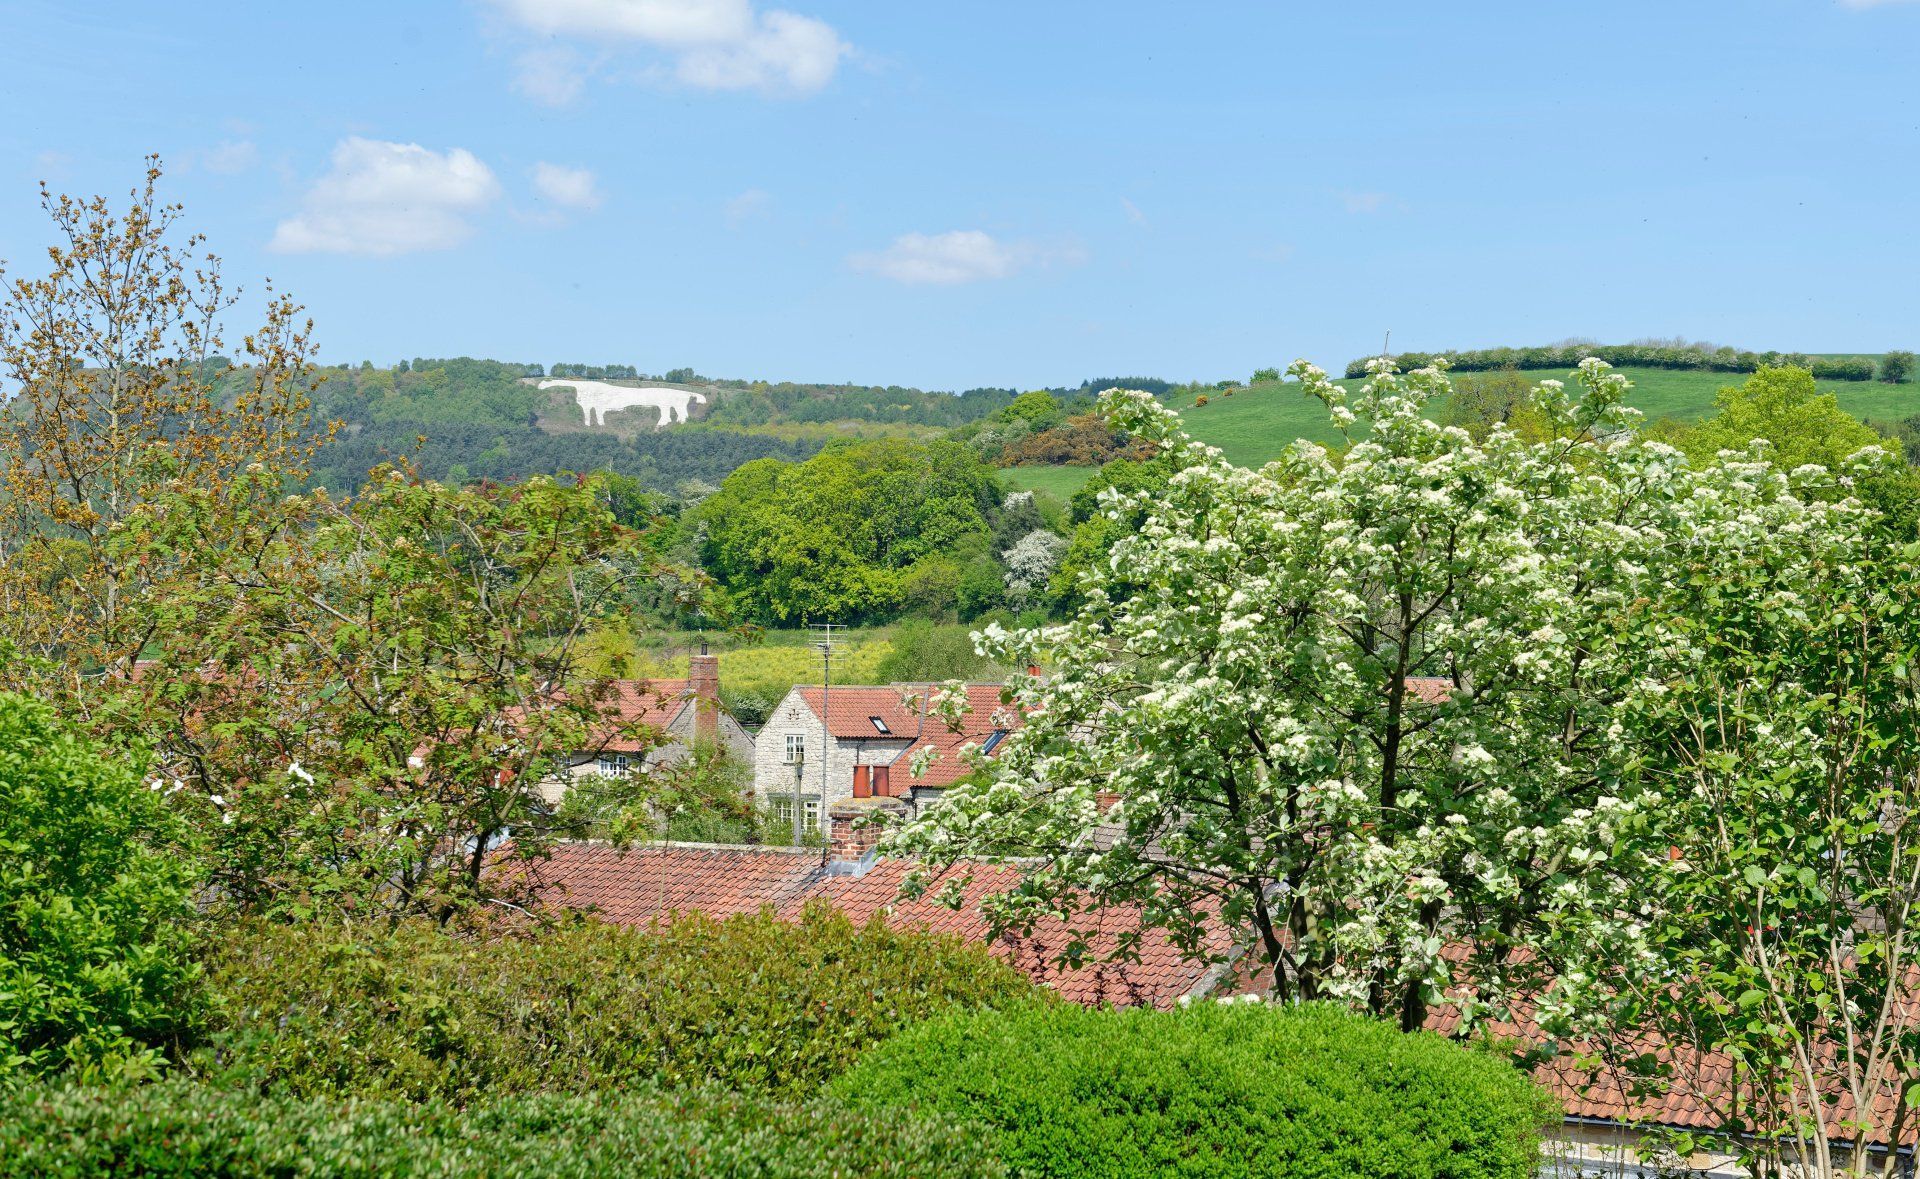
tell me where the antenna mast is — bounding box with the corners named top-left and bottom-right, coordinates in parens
top-left (801, 621), bottom-right (842, 844)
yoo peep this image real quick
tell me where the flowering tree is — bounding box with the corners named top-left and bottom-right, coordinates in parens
top-left (894, 358), bottom-right (1717, 1032)
top-left (1605, 455), bottom-right (1920, 1177)
top-left (1002, 529), bottom-right (1066, 611)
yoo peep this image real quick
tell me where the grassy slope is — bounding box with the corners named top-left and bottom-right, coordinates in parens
top-left (640, 630), bottom-right (895, 704)
top-left (1001, 465), bottom-right (1100, 499)
top-left (1170, 368), bottom-right (1920, 470)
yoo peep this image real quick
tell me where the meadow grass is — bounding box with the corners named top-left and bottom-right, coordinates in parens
top-left (638, 629), bottom-right (896, 704)
top-left (1000, 464), bottom-right (1100, 499)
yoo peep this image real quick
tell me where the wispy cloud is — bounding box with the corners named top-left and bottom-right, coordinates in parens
top-left (849, 230), bottom-right (1082, 286)
top-left (202, 140), bottom-right (259, 175)
top-left (271, 138), bottom-right (500, 256)
top-left (487, 0), bottom-right (847, 100)
top-left (1120, 197), bottom-right (1148, 226)
top-left (531, 162), bottom-right (604, 211)
top-left (513, 46), bottom-right (592, 107)
top-left (1341, 190), bottom-right (1392, 215)
top-left (724, 187), bottom-right (771, 225)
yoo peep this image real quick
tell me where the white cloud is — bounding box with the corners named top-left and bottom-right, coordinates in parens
top-left (1341, 190), bottom-right (1391, 214)
top-left (270, 138), bottom-right (500, 256)
top-left (514, 46), bottom-right (590, 106)
top-left (532, 162), bottom-right (604, 211)
top-left (724, 187), bottom-right (771, 225)
top-left (1120, 197), bottom-right (1147, 226)
top-left (849, 230), bottom-right (1080, 286)
top-left (487, 0), bottom-right (846, 96)
top-left (202, 140), bottom-right (259, 174)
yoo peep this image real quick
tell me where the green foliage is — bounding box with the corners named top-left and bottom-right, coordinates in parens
top-left (1673, 368), bottom-right (1920, 533)
top-left (190, 907), bottom-right (1039, 1102)
top-left (995, 390), bottom-right (1066, 431)
top-left (699, 440), bottom-right (1002, 624)
top-left (1051, 456), bottom-right (1177, 607)
top-left (0, 695), bottom-right (201, 1085)
top-left (873, 620), bottom-right (1005, 683)
top-left (835, 1002), bottom-right (1556, 1179)
top-left (1434, 369), bottom-right (1553, 441)
top-left (555, 745), bottom-right (761, 845)
top-left (1251, 366), bottom-right (1281, 384)
top-left (1883, 349), bottom-right (1915, 384)
top-left (0, 1081), bottom-right (1005, 1179)
top-left (1677, 366), bottom-right (1883, 465)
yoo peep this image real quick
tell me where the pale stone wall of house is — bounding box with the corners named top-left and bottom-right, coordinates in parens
top-left (752, 688), bottom-right (910, 812)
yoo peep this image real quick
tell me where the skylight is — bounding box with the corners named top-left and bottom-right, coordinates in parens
top-left (870, 716), bottom-right (891, 734)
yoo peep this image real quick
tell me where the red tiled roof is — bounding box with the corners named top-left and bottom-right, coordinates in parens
top-left (526, 841), bottom-right (1217, 1010)
top-left (796, 685), bottom-right (928, 740)
top-left (1404, 676), bottom-right (1454, 704)
top-left (798, 859), bottom-right (1223, 1009)
top-left (520, 842), bottom-right (820, 922)
top-left (796, 682), bottom-right (1020, 789)
top-left (590, 679), bottom-right (696, 752)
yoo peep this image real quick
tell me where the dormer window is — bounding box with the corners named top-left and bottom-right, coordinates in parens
top-left (597, 753), bottom-right (631, 776)
top-left (870, 716), bottom-right (891, 734)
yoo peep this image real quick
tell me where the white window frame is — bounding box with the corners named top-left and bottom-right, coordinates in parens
top-left (596, 752), bottom-right (631, 777)
top-left (769, 795), bottom-right (823, 835)
top-left (783, 732), bottom-right (805, 764)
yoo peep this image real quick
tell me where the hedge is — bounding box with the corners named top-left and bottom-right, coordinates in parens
top-left (1343, 343), bottom-right (1875, 380)
top-left (0, 693), bottom-right (202, 1085)
top-left (835, 1001), bottom-right (1558, 1179)
top-left (188, 905), bottom-right (1040, 1101)
top-left (0, 1081), bottom-right (1005, 1178)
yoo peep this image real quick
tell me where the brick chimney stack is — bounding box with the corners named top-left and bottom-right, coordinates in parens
top-left (826, 796), bottom-right (905, 876)
top-left (687, 650), bottom-right (720, 744)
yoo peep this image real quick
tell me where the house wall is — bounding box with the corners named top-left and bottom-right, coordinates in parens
top-left (752, 688), bottom-right (910, 812)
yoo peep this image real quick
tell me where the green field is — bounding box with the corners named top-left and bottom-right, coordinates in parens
top-left (1000, 464), bottom-right (1099, 500)
top-left (1169, 367), bottom-right (1920, 470)
top-left (639, 629), bottom-right (895, 704)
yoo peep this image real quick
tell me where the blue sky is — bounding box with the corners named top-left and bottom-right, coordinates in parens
top-left (2, 0), bottom-right (1915, 389)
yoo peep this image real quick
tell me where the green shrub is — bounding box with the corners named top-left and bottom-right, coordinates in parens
top-left (835, 1001), bottom-right (1557, 1179)
top-left (1810, 357), bottom-right (1875, 381)
top-left (191, 905), bottom-right (1040, 1101)
top-left (0, 1080), bottom-right (1005, 1178)
top-left (1884, 350), bottom-right (1915, 384)
top-left (0, 694), bottom-right (201, 1085)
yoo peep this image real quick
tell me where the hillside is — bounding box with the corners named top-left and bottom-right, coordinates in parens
top-left (277, 359), bottom-right (1022, 494)
top-left (1024, 365), bottom-right (1920, 474)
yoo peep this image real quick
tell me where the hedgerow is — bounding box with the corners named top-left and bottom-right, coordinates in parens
top-left (834, 1001), bottom-right (1557, 1179)
top-left (0, 1081), bottom-right (1005, 1178)
top-left (188, 905), bottom-right (1040, 1101)
top-left (1343, 342), bottom-right (1874, 380)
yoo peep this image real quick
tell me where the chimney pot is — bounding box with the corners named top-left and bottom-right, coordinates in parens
top-left (687, 653), bottom-right (720, 744)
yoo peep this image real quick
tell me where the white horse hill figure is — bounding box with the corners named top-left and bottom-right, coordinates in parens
top-left (537, 379), bottom-right (707, 430)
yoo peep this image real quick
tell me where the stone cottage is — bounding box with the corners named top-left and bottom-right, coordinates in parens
top-left (750, 682), bottom-right (1015, 835)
